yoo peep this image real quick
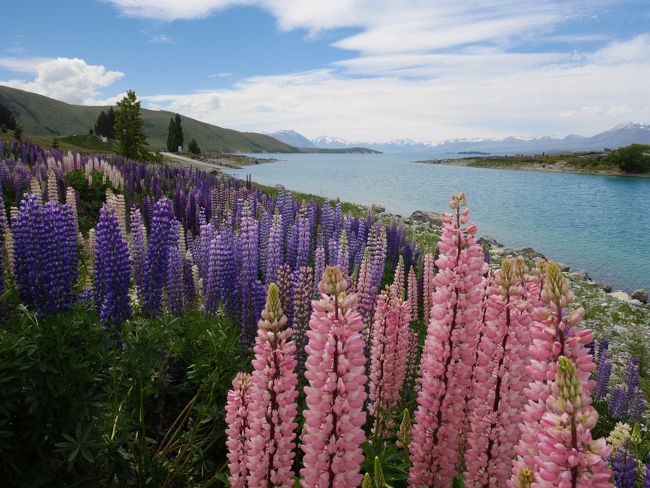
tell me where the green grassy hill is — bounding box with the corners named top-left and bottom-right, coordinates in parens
top-left (0, 85), bottom-right (298, 153)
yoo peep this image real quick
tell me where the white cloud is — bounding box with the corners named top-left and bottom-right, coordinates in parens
top-left (0, 57), bottom-right (123, 104)
top-left (208, 72), bottom-right (232, 78)
top-left (149, 33), bottom-right (174, 43)
top-left (139, 35), bottom-right (650, 142)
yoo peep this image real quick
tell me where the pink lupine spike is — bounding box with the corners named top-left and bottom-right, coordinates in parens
top-left (245, 283), bottom-right (299, 487)
top-left (391, 255), bottom-right (405, 298)
top-left (409, 194), bottom-right (485, 487)
top-left (464, 259), bottom-right (533, 487)
top-left (533, 356), bottom-right (611, 486)
top-left (422, 252), bottom-right (435, 324)
top-left (225, 372), bottom-right (253, 488)
top-left (300, 266), bottom-right (367, 488)
top-left (407, 266), bottom-right (418, 322)
top-left (509, 262), bottom-right (597, 486)
top-left (368, 287), bottom-right (411, 435)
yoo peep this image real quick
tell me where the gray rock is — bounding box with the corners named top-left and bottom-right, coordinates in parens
top-left (611, 290), bottom-right (632, 302)
top-left (371, 203), bottom-right (385, 214)
top-left (275, 184), bottom-right (285, 191)
top-left (480, 235), bottom-right (502, 248)
top-left (573, 269), bottom-right (591, 282)
top-left (501, 248), bottom-right (515, 256)
top-left (631, 288), bottom-right (648, 303)
top-left (517, 247), bottom-right (546, 260)
top-left (409, 210), bottom-right (444, 227)
top-left (596, 282), bottom-right (613, 293)
top-left (556, 262), bottom-right (571, 272)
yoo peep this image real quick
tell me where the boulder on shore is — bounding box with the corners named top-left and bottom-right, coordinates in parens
top-left (517, 247), bottom-right (546, 260)
top-left (631, 288), bottom-right (648, 304)
top-left (409, 210), bottom-right (444, 227)
top-left (371, 204), bottom-right (385, 214)
top-left (479, 235), bottom-right (502, 248)
top-left (556, 262), bottom-right (571, 272)
top-left (596, 282), bottom-right (613, 293)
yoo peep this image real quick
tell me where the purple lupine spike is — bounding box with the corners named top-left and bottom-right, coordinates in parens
top-left (265, 211), bottom-right (283, 285)
top-left (204, 236), bottom-right (220, 316)
top-left (166, 243), bottom-right (185, 315)
top-left (611, 443), bottom-right (636, 488)
top-left (0, 193), bottom-right (4, 296)
top-left (320, 199), bottom-right (333, 257)
top-left (296, 205), bottom-right (311, 269)
top-left (182, 250), bottom-right (195, 305)
top-left (285, 222), bottom-right (298, 268)
top-left (313, 244), bottom-right (325, 298)
top-left (368, 223), bottom-right (387, 291)
top-left (291, 265), bottom-right (313, 371)
top-left (239, 202), bottom-right (259, 345)
top-left (12, 194), bottom-right (43, 306)
top-left (610, 357), bottom-right (645, 423)
top-left (258, 209), bottom-right (271, 275)
top-left (327, 237), bottom-right (339, 267)
top-left (277, 263), bottom-right (293, 322)
top-left (129, 205), bottom-right (146, 292)
top-left (94, 205), bottom-right (131, 330)
top-left (253, 279), bottom-right (267, 327)
top-left (142, 197), bottom-right (173, 317)
top-left (645, 454), bottom-right (650, 487)
top-left (337, 229), bottom-right (349, 277)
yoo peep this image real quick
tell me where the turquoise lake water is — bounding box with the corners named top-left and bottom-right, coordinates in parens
top-left (226, 153), bottom-right (650, 293)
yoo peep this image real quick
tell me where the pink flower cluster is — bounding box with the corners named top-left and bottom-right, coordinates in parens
top-left (535, 356), bottom-right (612, 486)
top-left (409, 193), bottom-right (485, 487)
top-left (300, 266), bottom-right (367, 487)
top-left (422, 252), bottom-right (435, 324)
top-left (510, 262), bottom-right (599, 485)
top-left (464, 259), bottom-right (532, 487)
top-left (368, 287), bottom-right (411, 434)
top-left (225, 372), bottom-right (253, 488)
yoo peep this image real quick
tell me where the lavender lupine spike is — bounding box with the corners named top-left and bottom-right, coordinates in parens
top-left (327, 237), bottom-right (339, 267)
top-left (166, 242), bottom-right (185, 315)
top-left (296, 204), bottom-right (311, 269)
top-left (142, 197), bottom-right (173, 317)
top-left (610, 357), bottom-right (645, 423)
top-left (240, 202), bottom-right (260, 344)
top-left (291, 265), bottom-right (313, 371)
top-left (204, 236), bottom-right (220, 316)
top-left (313, 245), bottom-right (325, 298)
top-left (337, 228), bottom-right (349, 277)
top-left (129, 206), bottom-right (147, 292)
top-left (276, 263), bottom-right (293, 324)
top-left (610, 442), bottom-right (636, 488)
top-left (94, 205), bottom-right (131, 330)
top-left (265, 211), bottom-right (283, 285)
top-left (0, 193), bottom-right (4, 295)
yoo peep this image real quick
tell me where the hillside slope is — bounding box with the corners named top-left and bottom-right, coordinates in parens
top-left (0, 85), bottom-right (298, 153)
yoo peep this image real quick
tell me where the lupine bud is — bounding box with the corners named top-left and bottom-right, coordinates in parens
top-left (291, 265), bottom-right (313, 372)
top-left (374, 457), bottom-right (386, 488)
top-left (225, 372), bottom-right (253, 488)
top-left (245, 283), bottom-right (298, 487)
top-left (300, 266), bottom-right (367, 487)
top-left (396, 409), bottom-right (411, 449)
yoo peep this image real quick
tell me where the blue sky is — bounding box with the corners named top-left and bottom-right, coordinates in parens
top-left (1, 1), bottom-right (649, 142)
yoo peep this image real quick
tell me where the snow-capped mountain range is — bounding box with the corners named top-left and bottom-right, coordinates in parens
top-left (268, 123), bottom-right (650, 154)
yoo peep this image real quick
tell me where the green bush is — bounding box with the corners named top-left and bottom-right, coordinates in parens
top-left (607, 144), bottom-right (650, 173)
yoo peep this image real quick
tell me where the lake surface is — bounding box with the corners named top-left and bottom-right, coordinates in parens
top-left (226, 153), bottom-right (650, 293)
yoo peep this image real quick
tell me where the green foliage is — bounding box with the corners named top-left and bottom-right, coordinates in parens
top-left (114, 90), bottom-right (151, 161)
top-left (607, 144), bottom-right (650, 173)
top-left (13, 124), bottom-right (23, 141)
top-left (65, 170), bottom-right (115, 233)
top-left (166, 114), bottom-right (184, 152)
top-left (0, 102), bottom-right (16, 131)
top-left (0, 302), bottom-right (249, 486)
top-left (94, 107), bottom-right (116, 139)
top-left (188, 137), bottom-right (201, 155)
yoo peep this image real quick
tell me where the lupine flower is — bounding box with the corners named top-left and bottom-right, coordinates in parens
top-left (510, 262), bottom-right (596, 485)
top-left (607, 422), bottom-right (631, 449)
top-left (356, 250), bottom-right (377, 340)
top-left (142, 198), bottom-right (174, 317)
top-left (265, 211), bottom-right (283, 285)
top-left (391, 255), bottom-right (405, 298)
top-left (94, 205), bottom-right (131, 330)
top-left (296, 204), bottom-right (311, 269)
top-left (422, 252), bottom-right (435, 324)
top-left (609, 358), bottom-right (645, 423)
top-left (396, 409), bottom-right (411, 449)
top-left (240, 202), bottom-right (259, 345)
top-left (368, 287), bottom-right (411, 435)
top-left (409, 193), bottom-right (485, 487)
top-left (407, 266), bottom-right (418, 321)
top-left (65, 187), bottom-right (78, 235)
top-left (46, 169), bottom-right (59, 202)
top-left (645, 454), bottom-right (650, 488)
top-left (225, 372), bottom-right (253, 488)
top-left (246, 283), bottom-right (298, 487)
top-left (277, 263), bottom-right (293, 323)
top-left (593, 337), bottom-right (612, 401)
top-left (300, 266), bottom-right (367, 487)
top-left (291, 265), bottom-right (313, 372)
top-left (610, 442), bottom-right (636, 488)
top-left (129, 206), bottom-right (147, 292)
top-left (12, 195), bottom-right (78, 315)
top-left (313, 244), bottom-right (325, 297)
top-left (464, 259), bottom-right (532, 487)
top-left (337, 228), bottom-right (349, 277)
top-left (533, 356), bottom-right (611, 486)
top-left (166, 241), bottom-right (185, 315)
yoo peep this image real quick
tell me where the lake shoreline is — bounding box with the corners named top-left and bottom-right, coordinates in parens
top-left (414, 157), bottom-right (650, 178)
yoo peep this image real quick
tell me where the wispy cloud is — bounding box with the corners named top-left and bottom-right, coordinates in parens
top-left (149, 33), bottom-right (174, 43)
top-left (208, 72), bottom-right (232, 78)
top-left (0, 57), bottom-right (124, 104)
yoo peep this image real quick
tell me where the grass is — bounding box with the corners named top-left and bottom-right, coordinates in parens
top-left (459, 151), bottom-right (623, 173)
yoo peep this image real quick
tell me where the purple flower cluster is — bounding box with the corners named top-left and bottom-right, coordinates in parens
top-left (12, 194), bottom-right (77, 315)
top-left (142, 198), bottom-right (173, 317)
top-left (609, 357), bottom-right (645, 423)
top-left (94, 205), bottom-right (131, 329)
top-left (593, 337), bottom-right (612, 401)
top-left (611, 443), bottom-right (636, 488)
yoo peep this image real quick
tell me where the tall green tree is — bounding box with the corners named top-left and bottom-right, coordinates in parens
top-left (166, 113), bottom-right (184, 152)
top-left (114, 90), bottom-right (150, 160)
top-left (188, 138), bottom-right (201, 155)
top-left (0, 102), bottom-right (17, 131)
top-left (95, 107), bottom-right (116, 139)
